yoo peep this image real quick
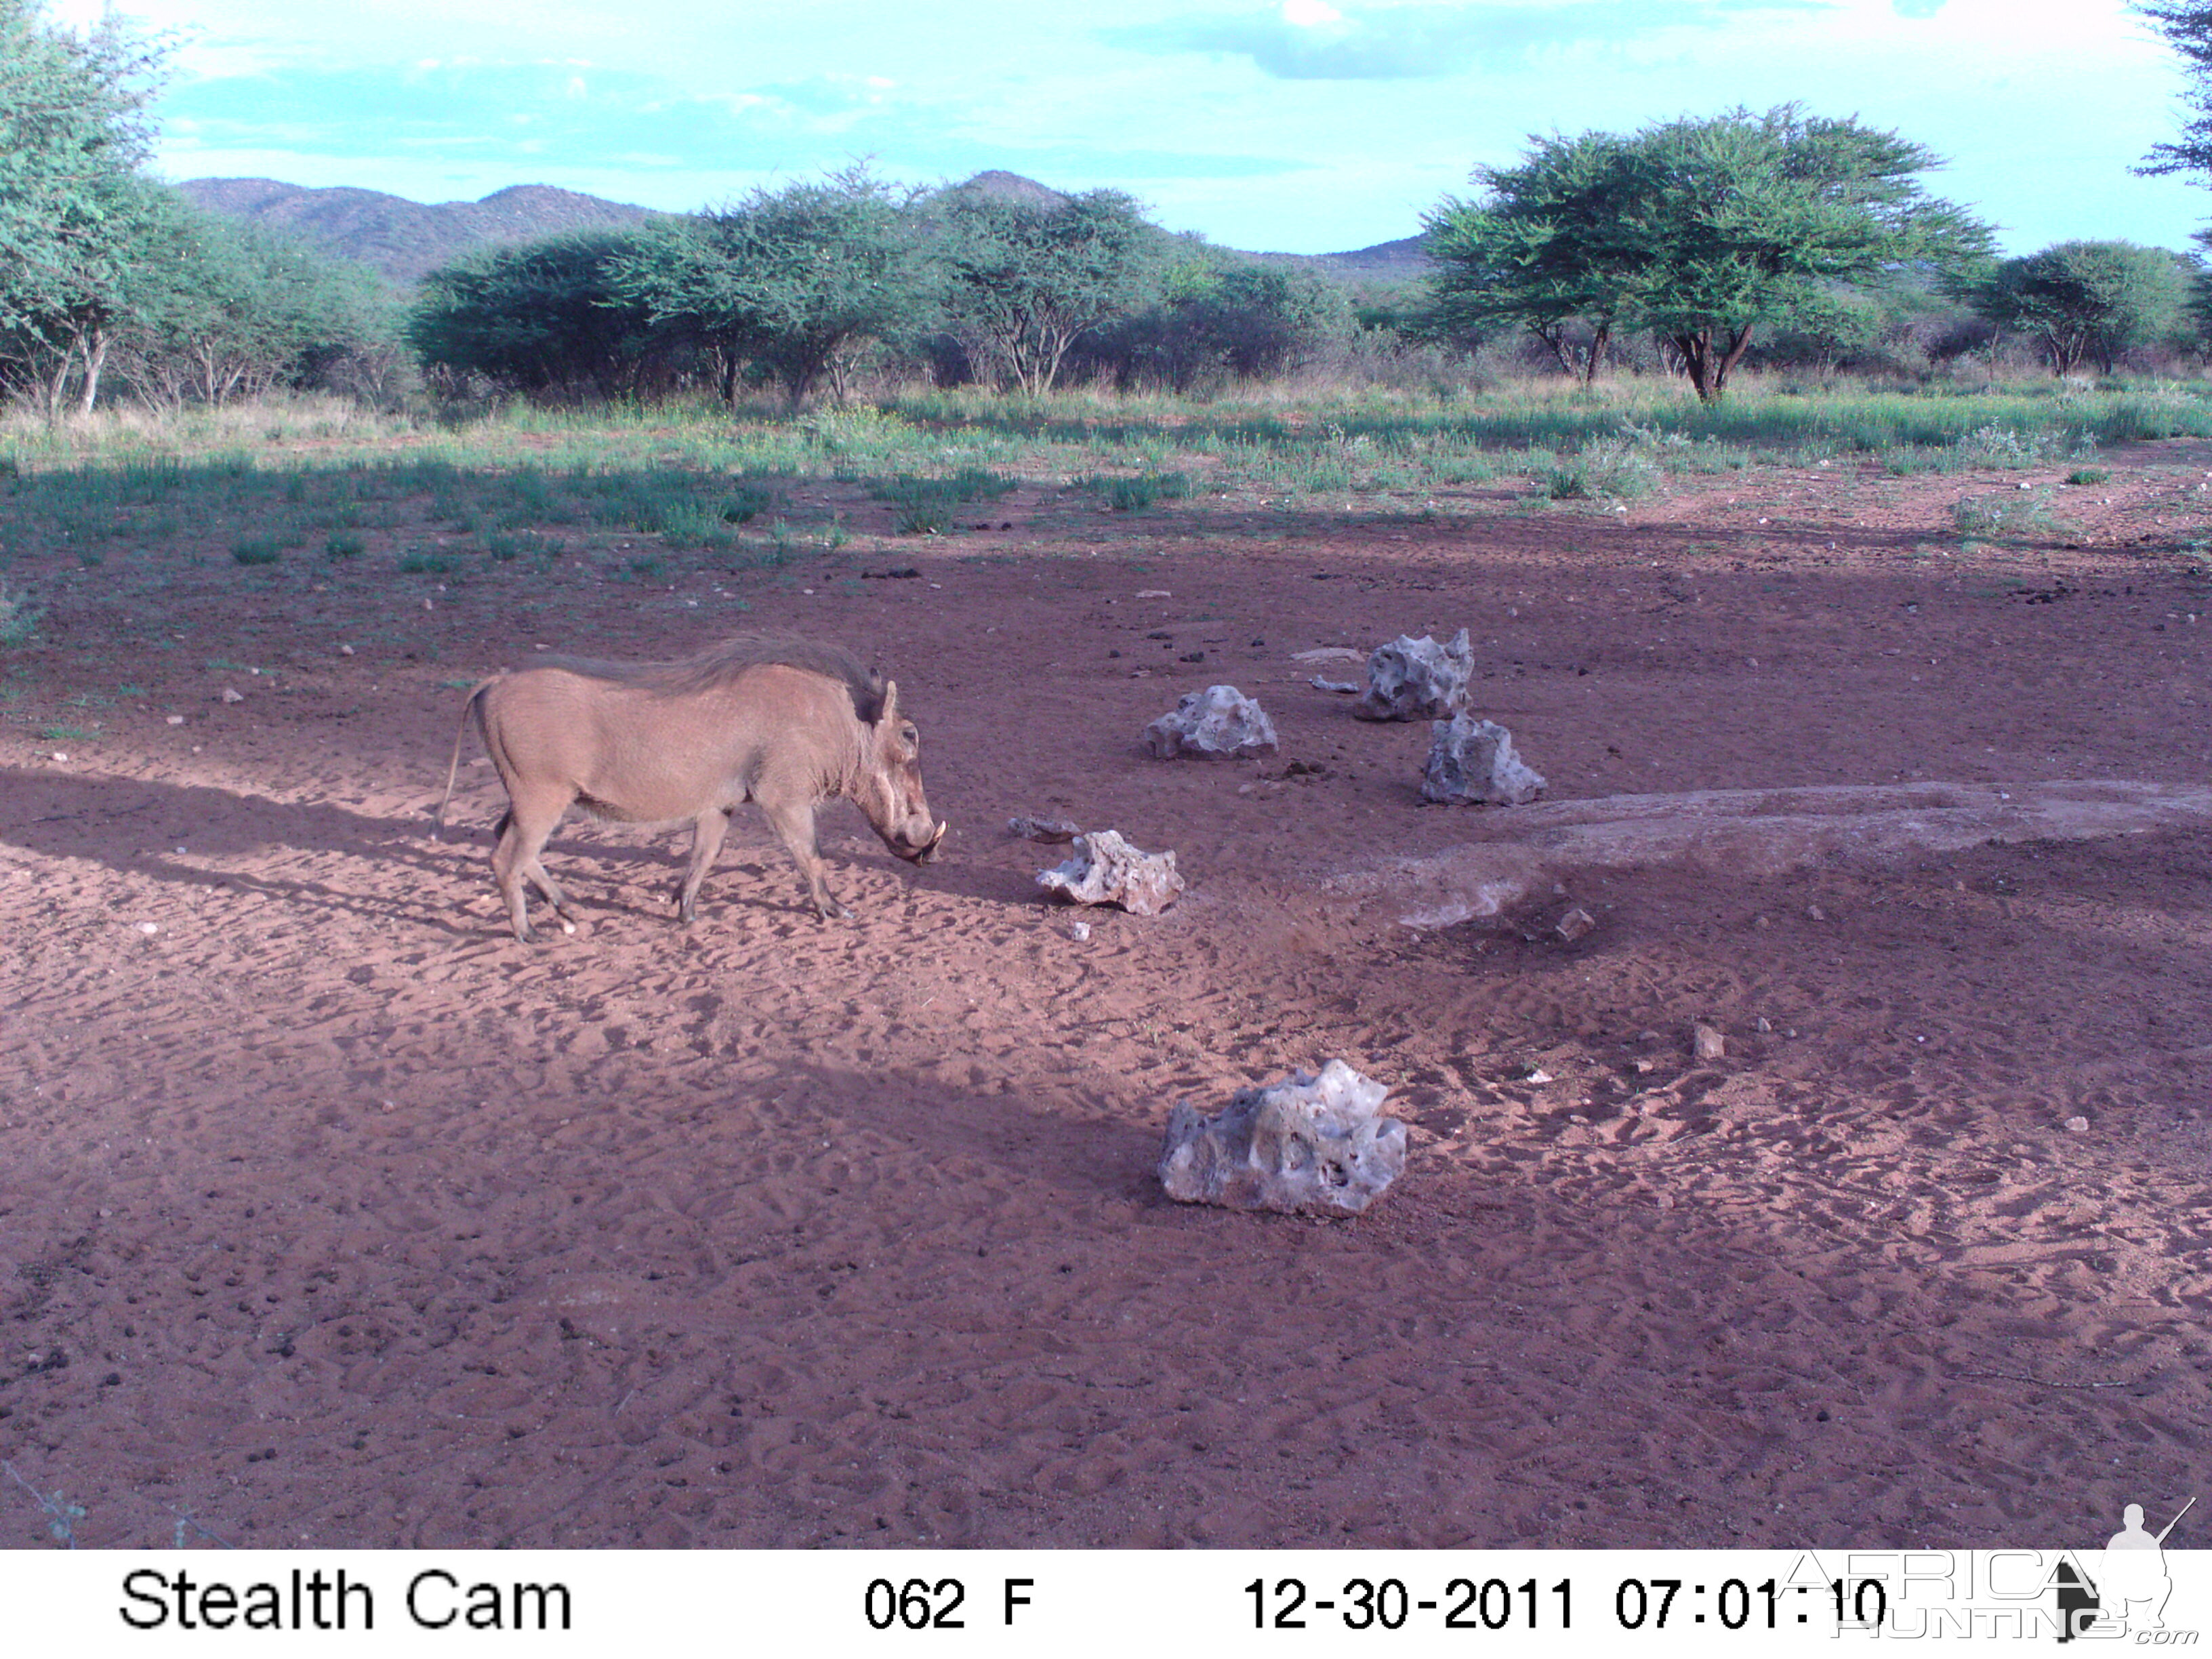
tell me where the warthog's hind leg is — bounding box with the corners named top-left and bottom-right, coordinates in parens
top-left (761, 798), bottom-right (851, 922)
top-left (676, 808), bottom-right (734, 924)
top-left (492, 790), bottom-right (573, 941)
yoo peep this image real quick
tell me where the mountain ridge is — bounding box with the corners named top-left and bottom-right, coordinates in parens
top-left (175, 173), bottom-right (1430, 286)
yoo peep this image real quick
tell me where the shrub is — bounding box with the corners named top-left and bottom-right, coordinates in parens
top-left (324, 531), bottom-right (366, 558)
top-left (231, 536), bottom-right (283, 565)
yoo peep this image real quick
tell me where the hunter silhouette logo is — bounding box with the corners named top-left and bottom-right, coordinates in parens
top-left (2056, 1495), bottom-right (2196, 1641)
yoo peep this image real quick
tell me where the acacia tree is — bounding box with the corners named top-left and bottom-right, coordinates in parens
top-left (1424, 131), bottom-right (1642, 384)
top-left (407, 230), bottom-right (676, 401)
top-left (609, 168), bottom-right (928, 407)
top-left (932, 188), bottom-right (1164, 393)
top-left (1972, 241), bottom-right (2194, 375)
top-left (1425, 106), bottom-right (1990, 401)
top-left (118, 205), bottom-right (392, 405)
top-left (0, 0), bottom-right (167, 418)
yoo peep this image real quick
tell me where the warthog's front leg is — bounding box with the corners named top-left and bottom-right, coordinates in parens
top-left (676, 807), bottom-right (734, 924)
top-left (760, 798), bottom-right (851, 922)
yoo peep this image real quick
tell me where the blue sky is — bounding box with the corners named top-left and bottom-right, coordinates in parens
top-left (54, 0), bottom-right (2212, 256)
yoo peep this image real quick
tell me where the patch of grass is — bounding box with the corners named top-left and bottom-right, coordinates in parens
top-left (324, 531), bottom-right (367, 559)
top-left (2066, 466), bottom-right (2111, 486)
top-left (230, 536), bottom-right (283, 566)
top-left (398, 552), bottom-right (453, 575)
top-left (39, 724), bottom-right (96, 741)
top-left (0, 581), bottom-right (43, 648)
top-left (1079, 470), bottom-right (1194, 512)
top-left (483, 530), bottom-right (555, 562)
top-left (877, 469), bottom-right (1019, 534)
top-left (1953, 487), bottom-right (2061, 541)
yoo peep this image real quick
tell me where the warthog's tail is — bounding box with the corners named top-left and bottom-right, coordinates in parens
top-left (434, 677), bottom-right (503, 840)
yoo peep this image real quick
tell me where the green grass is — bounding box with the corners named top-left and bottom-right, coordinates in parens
top-left (2066, 466), bottom-right (2112, 486)
top-left (230, 536), bottom-right (283, 566)
top-left (324, 531), bottom-right (367, 558)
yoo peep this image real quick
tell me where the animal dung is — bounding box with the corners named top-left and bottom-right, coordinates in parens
top-left (1037, 830), bottom-right (1185, 916)
top-left (1006, 814), bottom-right (1082, 843)
top-left (1144, 684), bottom-right (1278, 760)
top-left (1357, 628), bottom-right (1474, 721)
top-left (1420, 714), bottom-right (1547, 806)
top-left (1158, 1060), bottom-right (1408, 1217)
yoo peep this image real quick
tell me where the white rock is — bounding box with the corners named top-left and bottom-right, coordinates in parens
top-left (1358, 628), bottom-right (1475, 721)
top-left (138, 922), bottom-right (159, 935)
top-left (1420, 715), bottom-right (1546, 806)
top-left (1135, 589), bottom-right (1172, 598)
top-left (1309, 676), bottom-right (1360, 694)
top-left (2066, 1116), bottom-right (2089, 1132)
top-left (1007, 814), bottom-right (1081, 842)
top-left (1292, 647), bottom-right (1366, 664)
top-left (218, 687), bottom-right (244, 704)
top-left (338, 644), bottom-right (354, 657)
top-left (165, 714), bottom-right (184, 726)
top-left (1158, 1061), bottom-right (1408, 1217)
top-left (1038, 830), bottom-right (1185, 916)
top-left (1145, 684), bottom-right (1277, 760)
top-left (1692, 1022), bottom-right (1727, 1061)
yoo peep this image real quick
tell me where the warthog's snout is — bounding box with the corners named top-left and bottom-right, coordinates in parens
top-left (895, 820), bottom-right (948, 865)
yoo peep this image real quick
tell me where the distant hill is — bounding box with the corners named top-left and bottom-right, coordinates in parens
top-left (176, 172), bottom-right (1429, 289)
top-left (173, 179), bottom-right (661, 285)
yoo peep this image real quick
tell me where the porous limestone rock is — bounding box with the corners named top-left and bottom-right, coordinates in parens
top-left (1420, 714), bottom-right (1547, 806)
top-left (1145, 684), bottom-right (1278, 760)
top-left (1038, 830), bottom-right (1185, 916)
top-left (1357, 628), bottom-right (1474, 721)
top-left (1158, 1060), bottom-right (1407, 1217)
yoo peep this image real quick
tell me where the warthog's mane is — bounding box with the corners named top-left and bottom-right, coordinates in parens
top-left (533, 637), bottom-right (886, 722)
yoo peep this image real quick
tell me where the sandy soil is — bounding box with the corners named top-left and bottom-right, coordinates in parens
top-left (2, 442), bottom-right (2210, 1549)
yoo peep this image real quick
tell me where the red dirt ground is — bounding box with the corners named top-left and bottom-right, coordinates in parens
top-left (1, 443), bottom-right (2209, 1549)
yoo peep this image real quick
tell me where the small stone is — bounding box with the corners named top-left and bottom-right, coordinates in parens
top-left (1144, 684), bottom-right (1278, 760)
top-left (1655, 1193), bottom-right (1676, 1210)
top-left (1006, 815), bottom-right (1081, 843)
top-left (1067, 919), bottom-right (1090, 941)
top-left (1630, 1058), bottom-right (1656, 1076)
top-left (1755, 1016), bottom-right (1772, 1033)
top-left (165, 714), bottom-right (184, 726)
top-left (1806, 903), bottom-right (1828, 922)
top-left (218, 687), bottom-right (245, 704)
top-left (338, 644), bottom-right (354, 657)
top-left (1753, 913), bottom-right (1771, 930)
top-left (1523, 1067), bottom-right (1554, 1085)
top-left (422, 598), bottom-right (433, 611)
top-left (1554, 905), bottom-right (1596, 943)
top-left (1692, 1023), bottom-right (1727, 1061)
top-left (1038, 830), bottom-right (1185, 916)
top-left (1357, 628), bottom-right (1474, 721)
top-left (1136, 589), bottom-right (1171, 598)
top-left (49, 752), bottom-right (68, 762)
top-left (137, 922), bottom-right (158, 935)
top-left (1420, 715), bottom-right (1545, 806)
top-left (1291, 647), bottom-right (1365, 664)
top-left (1158, 1060), bottom-right (1407, 1217)
top-left (2066, 1116), bottom-right (2089, 1133)
top-left (1309, 676), bottom-right (1360, 694)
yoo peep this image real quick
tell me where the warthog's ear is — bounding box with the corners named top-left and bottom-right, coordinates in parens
top-left (876, 679), bottom-right (900, 727)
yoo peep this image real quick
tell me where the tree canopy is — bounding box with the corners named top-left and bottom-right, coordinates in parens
top-left (930, 188), bottom-right (1165, 394)
top-left (1971, 240), bottom-right (2195, 375)
top-left (0, 0), bottom-right (167, 415)
top-left (1426, 106), bottom-right (1992, 399)
top-left (609, 168), bottom-right (929, 407)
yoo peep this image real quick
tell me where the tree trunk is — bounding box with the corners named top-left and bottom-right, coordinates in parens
top-left (1675, 330), bottom-right (1715, 401)
top-left (1580, 321), bottom-right (1612, 388)
top-left (75, 327), bottom-right (108, 417)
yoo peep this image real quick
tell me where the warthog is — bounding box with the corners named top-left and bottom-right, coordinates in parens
top-left (438, 638), bottom-right (945, 939)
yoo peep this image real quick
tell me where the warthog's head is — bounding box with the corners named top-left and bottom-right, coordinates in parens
top-left (858, 680), bottom-right (947, 865)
